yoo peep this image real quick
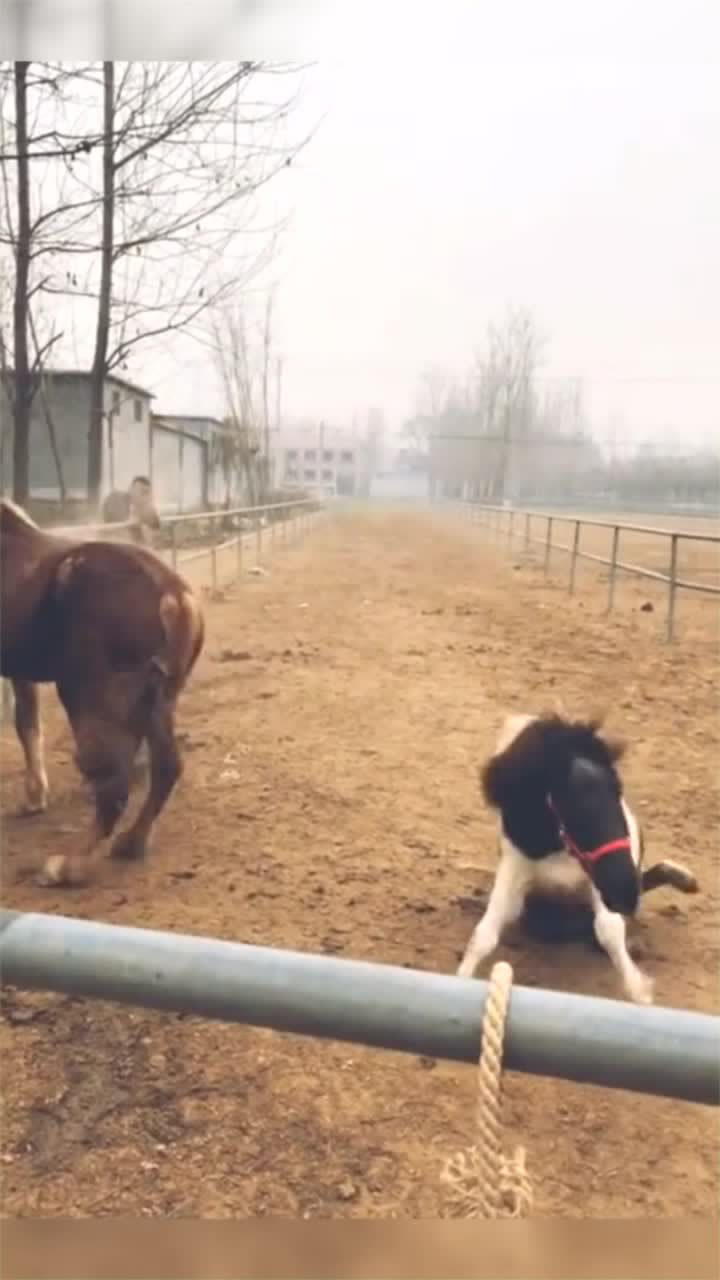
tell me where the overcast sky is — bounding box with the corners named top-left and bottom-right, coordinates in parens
top-left (9, 0), bottom-right (720, 446)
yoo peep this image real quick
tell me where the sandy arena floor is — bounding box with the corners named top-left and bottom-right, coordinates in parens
top-left (1, 507), bottom-right (718, 1218)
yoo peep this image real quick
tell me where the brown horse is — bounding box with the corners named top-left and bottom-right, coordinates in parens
top-left (0, 499), bottom-right (204, 886)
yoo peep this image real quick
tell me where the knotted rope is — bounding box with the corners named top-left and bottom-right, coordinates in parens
top-left (441, 960), bottom-right (533, 1218)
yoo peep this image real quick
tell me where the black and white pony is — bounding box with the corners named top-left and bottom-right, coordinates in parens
top-left (457, 712), bottom-right (698, 1004)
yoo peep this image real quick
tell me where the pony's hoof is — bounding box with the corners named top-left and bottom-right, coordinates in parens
top-left (675, 870), bottom-right (699, 894)
top-left (110, 829), bottom-right (147, 861)
top-left (629, 974), bottom-right (654, 1005)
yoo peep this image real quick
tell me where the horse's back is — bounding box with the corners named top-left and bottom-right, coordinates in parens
top-left (1, 516), bottom-right (193, 682)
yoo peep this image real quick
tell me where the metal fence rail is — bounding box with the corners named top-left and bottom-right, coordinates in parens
top-left (1, 910), bottom-right (718, 1106)
top-left (461, 503), bottom-right (720, 641)
top-left (49, 496), bottom-right (322, 589)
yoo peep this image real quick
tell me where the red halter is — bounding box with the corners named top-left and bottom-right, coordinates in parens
top-left (546, 795), bottom-right (632, 869)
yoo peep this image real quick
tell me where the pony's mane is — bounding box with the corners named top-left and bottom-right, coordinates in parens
top-left (481, 711), bottom-right (626, 811)
top-left (0, 497), bottom-right (39, 530)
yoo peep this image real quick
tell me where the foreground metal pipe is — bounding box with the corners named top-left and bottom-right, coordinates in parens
top-left (1, 909), bottom-right (718, 1106)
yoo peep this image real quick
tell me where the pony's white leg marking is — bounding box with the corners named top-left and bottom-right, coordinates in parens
top-left (23, 731), bottom-right (49, 813)
top-left (457, 840), bottom-right (533, 979)
top-left (13, 681), bottom-right (49, 813)
top-left (590, 886), bottom-right (654, 1005)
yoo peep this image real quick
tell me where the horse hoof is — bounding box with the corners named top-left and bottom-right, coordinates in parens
top-left (19, 801), bottom-right (47, 818)
top-left (37, 854), bottom-right (87, 888)
top-left (110, 830), bottom-right (147, 861)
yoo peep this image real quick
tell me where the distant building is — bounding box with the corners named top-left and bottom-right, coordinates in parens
top-left (273, 422), bottom-right (371, 497)
top-left (0, 371), bottom-right (234, 517)
top-left (369, 443), bottom-right (430, 500)
top-left (0, 369), bottom-right (154, 506)
top-left (149, 414), bottom-right (210, 513)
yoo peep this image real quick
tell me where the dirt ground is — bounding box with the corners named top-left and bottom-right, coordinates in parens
top-left (1, 507), bottom-right (718, 1219)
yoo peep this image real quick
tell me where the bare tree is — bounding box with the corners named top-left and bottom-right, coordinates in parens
top-left (80, 61), bottom-right (305, 505)
top-left (1, 60), bottom-right (311, 507)
top-left (402, 364), bottom-right (451, 449)
top-left (10, 61), bottom-right (31, 501)
top-left (87, 59), bottom-right (113, 504)
top-left (259, 289), bottom-right (275, 497)
top-left (210, 303), bottom-right (264, 508)
top-left (0, 62), bottom-right (101, 502)
top-left (475, 307), bottom-right (543, 500)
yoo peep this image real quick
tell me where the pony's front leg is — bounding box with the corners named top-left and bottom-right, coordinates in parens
top-left (457, 842), bottom-right (532, 978)
top-left (12, 679), bottom-right (49, 813)
top-left (641, 861), bottom-right (699, 894)
top-left (590, 887), bottom-right (654, 1004)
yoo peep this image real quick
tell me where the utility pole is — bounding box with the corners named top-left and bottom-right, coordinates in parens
top-left (272, 355), bottom-right (283, 492)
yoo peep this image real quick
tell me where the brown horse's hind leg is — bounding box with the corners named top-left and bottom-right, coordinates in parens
top-left (12, 680), bottom-right (49, 814)
top-left (109, 694), bottom-right (182, 863)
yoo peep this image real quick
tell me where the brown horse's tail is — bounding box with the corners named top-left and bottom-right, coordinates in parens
top-left (157, 589), bottom-right (204, 688)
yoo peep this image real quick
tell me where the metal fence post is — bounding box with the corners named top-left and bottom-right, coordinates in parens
top-left (507, 508), bottom-right (515, 555)
top-left (667, 533), bottom-right (679, 642)
top-left (544, 516), bottom-right (553, 576)
top-left (607, 526), bottom-right (620, 613)
top-left (568, 519), bottom-right (581, 594)
top-left (210, 529), bottom-right (218, 593)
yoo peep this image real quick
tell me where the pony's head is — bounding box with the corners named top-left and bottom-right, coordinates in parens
top-left (481, 712), bottom-right (641, 915)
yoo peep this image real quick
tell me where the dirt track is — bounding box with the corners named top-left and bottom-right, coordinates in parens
top-left (1, 508), bottom-right (718, 1218)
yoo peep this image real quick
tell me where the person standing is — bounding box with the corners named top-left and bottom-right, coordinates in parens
top-left (102, 476), bottom-right (161, 547)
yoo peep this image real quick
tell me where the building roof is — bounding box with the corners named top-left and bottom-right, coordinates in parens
top-left (155, 413), bottom-right (224, 442)
top-left (151, 414), bottom-right (209, 446)
top-left (159, 413), bottom-right (224, 427)
top-left (35, 368), bottom-right (156, 400)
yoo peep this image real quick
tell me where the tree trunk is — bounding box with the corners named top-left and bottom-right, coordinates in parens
top-left (28, 313), bottom-right (67, 508)
top-left (12, 62), bottom-right (32, 504)
top-left (87, 60), bottom-right (115, 508)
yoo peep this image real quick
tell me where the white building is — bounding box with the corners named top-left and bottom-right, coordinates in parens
top-left (273, 423), bottom-right (371, 497)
